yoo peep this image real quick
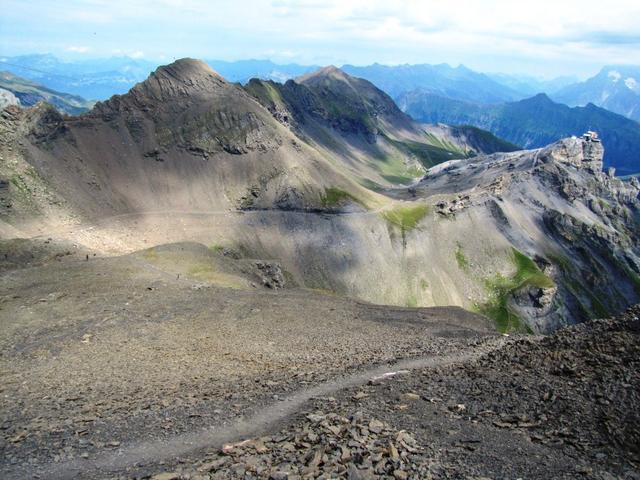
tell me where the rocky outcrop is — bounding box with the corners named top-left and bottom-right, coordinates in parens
top-left (412, 136), bottom-right (639, 331)
top-left (538, 137), bottom-right (604, 172)
top-left (525, 141), bottom-right (638, 327)
top-left (254, 261), bottom-right (285, 289)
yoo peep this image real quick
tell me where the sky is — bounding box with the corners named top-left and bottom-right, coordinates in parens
top-left (2, 0), bottom-right (640, 78)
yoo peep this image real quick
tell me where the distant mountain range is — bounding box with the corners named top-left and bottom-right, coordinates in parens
top-left (0, 54), bottom-right (582, 104)
top-left (341, 63), bottom-right (524, 104)
top-left (487, 73), bottom-right (579, 96)
top-left (1, 54), bottom-right (638, 174)
top-left (552, 66), bottom-right (640, 122)
top-left (207, 59), bottom-right (317, 84)
top-left (2, 54), bottom-right (639, 120)
top-left (397, 91), bottom-right (640, 175)
top-left (0, 71), bottom-right (93, 115)
top-left (0, 55), bottom-right (318, 101)
top-left (0, 54), bottom-right (157, 100)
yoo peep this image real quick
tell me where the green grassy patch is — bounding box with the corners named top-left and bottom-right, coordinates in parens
top-left (382, 204), bottom-right (429, 233)
top-left (511, 249), bottom-right (555, 289)
top-left (406, 295), bottom-right (418, 308)
top-left (209, 244), bottom-right (225, 253)
top-left (380, 172), bottom-right (420, 185)
top-left (423, 132), bottom-right (468, 154)
top-left (320, 187), bottom-right (363, 208)
top-left (185, 264), bottom-right (245, 289)
top-left (455, 242), bottom-right (469, 271)
top-left (142, 247), bottom-right (158, 260)
top-left (244, 79), bottom-right (286, 108)
top-left (383, 133), bottom-right (468, 169)
top-left (372, 149), bottom-right (425, 185)
top-left (10, 175), bottom-right (32, 196)
top-left (476, 248), bottom-right (554, 333)
top-left (358, 178), bottom-right (384, 192)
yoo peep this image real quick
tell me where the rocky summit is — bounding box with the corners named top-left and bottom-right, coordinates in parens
top-left (1, 58), bottom-right (639, 480)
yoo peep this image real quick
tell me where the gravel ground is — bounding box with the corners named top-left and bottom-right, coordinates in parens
top-left (3, 241), bottom-right (637, 480)
top-left (157, 305), bottom-right (639, 480)
top-left (0, 243), bottom-right (494, 479)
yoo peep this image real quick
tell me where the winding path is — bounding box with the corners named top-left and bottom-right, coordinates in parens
top-left (23, 337), bottom-right (508, 480)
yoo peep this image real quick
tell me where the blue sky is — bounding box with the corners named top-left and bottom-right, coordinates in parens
top-left (2, 0), bottom-right (639, 78)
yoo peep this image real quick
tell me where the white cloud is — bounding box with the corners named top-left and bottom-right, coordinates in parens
top-left (66, 45), bottom-right (90, 53)
top-left (2, 0), bottom-right (640, 76)
top-left (129, 50), bottom-right (144, 59)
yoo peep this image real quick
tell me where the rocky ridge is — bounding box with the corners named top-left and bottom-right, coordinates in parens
top-left (1, 59), bottom-right (639, 332)
top-left (411, 136), bottom-right (640, 330)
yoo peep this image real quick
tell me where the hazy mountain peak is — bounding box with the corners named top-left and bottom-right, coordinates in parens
top-left (525, 92), bottom-right (554, 104)
top-left (296, 65), bottom-right (348, 83)
top-left (552, 64), bottom-right (640, 122)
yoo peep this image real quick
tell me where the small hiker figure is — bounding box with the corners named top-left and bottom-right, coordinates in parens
top-left (85, 254), bottom-right (89, 261)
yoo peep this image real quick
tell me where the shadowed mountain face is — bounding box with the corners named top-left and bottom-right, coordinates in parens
top-left (398, 91), bottom-right (640, 176)
top-left (246, 65), bottom-right (415, 144)
top-left (244, 67), bottom-right (518, 186)
top-left (1, 59), bottom-right (639, 333)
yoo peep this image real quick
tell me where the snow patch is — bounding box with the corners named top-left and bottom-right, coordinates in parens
top-left (608, 70), bottom-right (622, 82)
top-left (624, 77), bottom-right (640, 93)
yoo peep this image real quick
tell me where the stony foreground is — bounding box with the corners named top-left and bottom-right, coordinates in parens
top-left (148, 306), bottom-right (640, 480)
top-left (1, 242), bottom-right (639, 479)
top-left (0, 244), bottom-right (494, 479)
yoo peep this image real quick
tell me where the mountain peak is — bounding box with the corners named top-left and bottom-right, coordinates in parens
top-left (90, 58), bottom-right (232, 115)
top-left (151, 58), bottom-right (222, 83)
top-left (296, 65), bottom-right (350, 84)
top-left (522, 92), bottom-right (555, 105)
top-left (109, 58), bottom-right (227, 108)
